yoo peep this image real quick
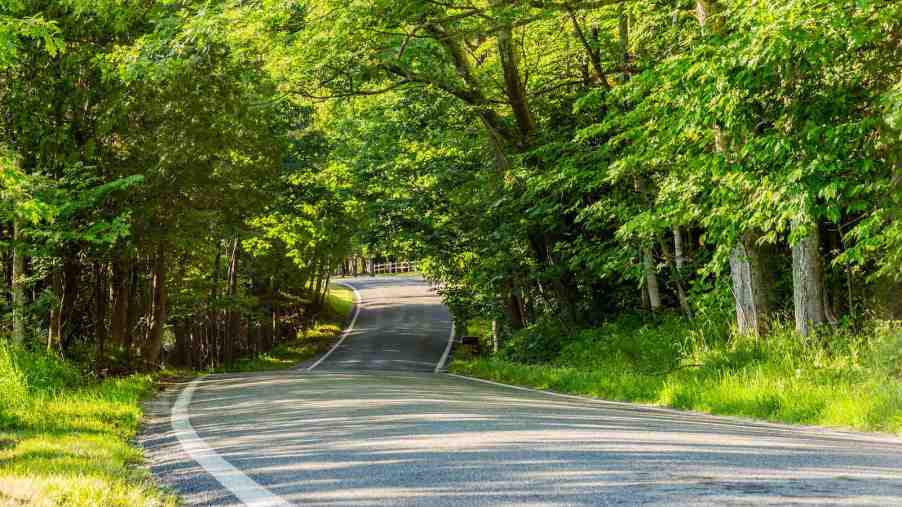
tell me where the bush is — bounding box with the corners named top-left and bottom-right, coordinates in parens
top-left (500, 318), bottom-right (570, 364)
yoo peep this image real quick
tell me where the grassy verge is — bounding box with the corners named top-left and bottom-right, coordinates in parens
top-left (219, 284), bottom-right (355, 372)
top-left (0, 285), bottom-right (355, 506)
top-left (449, 316), bottom-right (902, 434)
top-left (0, 346), bottom-right (177, 506)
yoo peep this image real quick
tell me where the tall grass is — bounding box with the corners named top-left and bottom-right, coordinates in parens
top-left (451, 315), bottom-right (902, 434)
top-left (0, 343), bottom-right (176, 506)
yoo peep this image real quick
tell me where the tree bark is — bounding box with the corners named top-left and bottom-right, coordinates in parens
top-left (730, 232), bottom-right (774, 337)
top-left (792, 216), bottom-right (835, 336)
top-left (142, 248), bottom-right (168, 367)
top-left (565, 6), bottom-right (610, 89)
top-left (492, 0), bottom-right (534, 143)
top-left (658, 231), bottom-right (692, 316)
top-left (643, 246), bottom-right (662, 311)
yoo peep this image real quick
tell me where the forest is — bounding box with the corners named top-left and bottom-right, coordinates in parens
top-left (0, 0), bottom-right (900, 503)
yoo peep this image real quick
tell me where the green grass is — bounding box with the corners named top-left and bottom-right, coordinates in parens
top-left (219, 284), bottom-right (355, 372)
top-left (0, 285), bottom-right (355, 506)
top-left (450, 316), bottom-right (902, 434)
top-left (0, 345), bottom-right (177, 507)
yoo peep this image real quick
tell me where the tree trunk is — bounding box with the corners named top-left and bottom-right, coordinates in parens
top-left (643, 246), bottom-right (662, 311)
top-left (501, 285), bottom-right (525, 332)
top-left (658, 232), bottom-right (691, 317)
top-left (225, 238), bottom-right (240, 363)
top-left (142, 248), bottom-right (167, 367)
top-left (730, 232), bottom-right (774, 337)
top-left (58, 257), bottom-right (79, 354)
top-left (492, 0), bottom-right (534, 142)
top-left (124, 265), bottom-right (141, 362)
top-left (208, 241), bottom-right (222, 365)
top-left (173, 319), bottom-right (191, 367)
top-left (48, 267), bottom-right (62, 351)
top-left (792, 216), bottom-right (835, 336)
top-left (674, 225), bottom-right (686, 270)
top-left (94, 262), bottom-right (109, 362)
top-left (11, 218), bottom-right (25, 346)
top-left (110, 254), bottom-right (131, 350)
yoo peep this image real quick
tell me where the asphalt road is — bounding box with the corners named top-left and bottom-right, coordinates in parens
top-left (141, 276), bottom-right (902, 506)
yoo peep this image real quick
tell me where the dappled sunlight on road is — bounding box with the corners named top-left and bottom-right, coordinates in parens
top-left (140, 276), bottom-right (902, 506)
top-left (167, 370), bottom-right (902, 506)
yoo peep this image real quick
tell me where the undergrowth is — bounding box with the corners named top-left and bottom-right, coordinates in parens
top-left (451, 314), bottom-right (902, 434)
top-left (0, 345), bottom-right (177, 507)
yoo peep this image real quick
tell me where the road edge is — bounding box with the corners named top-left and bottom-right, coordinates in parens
top-left (307, 281), bottom-right (362, 371)
top-left (444, 372), bottom-right (902, 444)
top-left (433, 321), bottom-right (456, 373)
top-left (169, 377), bottom-right (292, 506)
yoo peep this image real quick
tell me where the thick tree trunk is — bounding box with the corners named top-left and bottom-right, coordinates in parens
top-left (643, 246), bottom-right (662, 311)
top-left (730, 232), bottom-right (774, 336)
top-left (501, 281), bottom-right (525, 332)
top-left (493, 3), bottom-right (534, 142)
top-left (142, 249), bottom-right (167, 367)
top-left (11, 218), bottom-right (25, 346)
top-left (792, 217), bottom-right (835, 336)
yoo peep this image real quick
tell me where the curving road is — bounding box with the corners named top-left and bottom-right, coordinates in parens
top-left (141, 276), bottom-right (902, 506)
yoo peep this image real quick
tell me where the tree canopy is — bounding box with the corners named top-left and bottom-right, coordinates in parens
top-left (1, 0), bottom-right (900, 368)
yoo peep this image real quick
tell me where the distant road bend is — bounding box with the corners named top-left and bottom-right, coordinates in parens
top-left (142, 276), bottom-right (902, 506)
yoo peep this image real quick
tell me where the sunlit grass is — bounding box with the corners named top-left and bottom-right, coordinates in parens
top-left (450, 318), bottom-right (902, 434)
top-left (0, 346), bottom-right (177, 506)
top-left (0, 285), bottom-right (357, 505)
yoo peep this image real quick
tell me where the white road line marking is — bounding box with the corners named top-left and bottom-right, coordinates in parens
top-left (434, 321), bottom-right (456, 373)
top-left (171, 378), bottom-right (291, 507)
top-left (308, 281), bottom-right (362, 371)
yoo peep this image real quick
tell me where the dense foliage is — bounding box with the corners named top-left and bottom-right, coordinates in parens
top-left (1, 0), bottom-right (900, 379)
top-left (252, 0), bottom-right (901, 343)
top-left (0, 0), bottom-right (357, 369)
